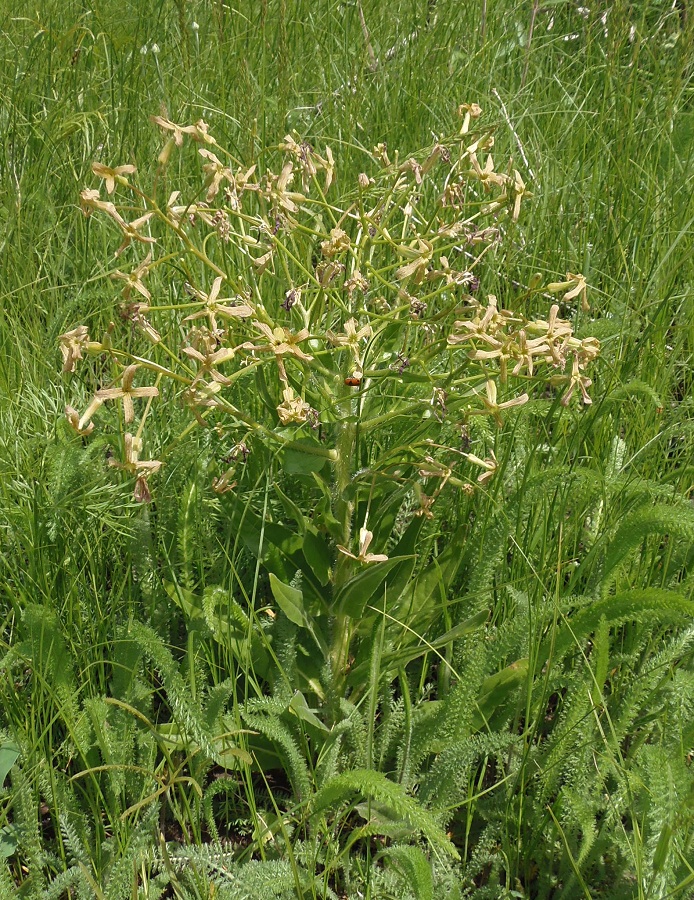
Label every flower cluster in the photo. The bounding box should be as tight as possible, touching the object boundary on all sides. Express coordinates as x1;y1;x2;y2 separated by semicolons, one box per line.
60;106;599;513
448;295;599;408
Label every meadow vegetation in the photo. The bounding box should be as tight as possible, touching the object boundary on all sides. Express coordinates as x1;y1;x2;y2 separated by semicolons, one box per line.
0;1;693;897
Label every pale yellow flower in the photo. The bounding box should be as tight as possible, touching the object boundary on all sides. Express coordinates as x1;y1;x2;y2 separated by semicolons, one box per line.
547;273;589;311
114;212;157;257
509;169;530;222
91;162;136;194
553;353;593;406
265;163;306;214
108;432;162;476
326;317;372;349
468;379;529;427
120;302;161;344
465;450;498;486
183;276;254;332
398;157;423;184
150;116;216;146
198;148;233;201
337;527;389;564
326;317;372;375
276;386;312;425
73;397;103;434
212;469;238;494
322;146;335;193
58;325;90;373
395;239;433;283
344;270;369;296
108;433;161;503
79;189;126;227
111;252;152;301
65;405;94;436
468;152;509;190
183;380;223;426
280;133;317;192
251;249;274;275
89;364;159;424
321;227;351;257
457;102;482;134
372;143;391;167
250;321;313;381
182;343;237;385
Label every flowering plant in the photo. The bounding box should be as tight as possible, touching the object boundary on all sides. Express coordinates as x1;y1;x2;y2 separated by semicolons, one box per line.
61;105;599;702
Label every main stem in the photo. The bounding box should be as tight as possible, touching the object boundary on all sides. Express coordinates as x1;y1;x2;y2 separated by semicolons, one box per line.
329;407;357;704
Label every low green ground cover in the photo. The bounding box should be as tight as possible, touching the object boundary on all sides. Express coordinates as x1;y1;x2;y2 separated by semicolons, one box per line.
0;1;693;897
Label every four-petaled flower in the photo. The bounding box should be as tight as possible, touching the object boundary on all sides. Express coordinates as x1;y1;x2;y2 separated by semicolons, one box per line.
465;450;498;486
65;404;94;436
198;148;234;201
326;317;372;349
81;364;159;425
108;432;162;503
395;239;433;283
265;163;306;214
553;353;593;406
468;152;508;190
114;211;157;257
112;252;153;301
58;325;91;373
182;343;237;385
91;162;136;194
468;379;529;427
108;432;162;477
547;272;589;312
183;276;254;332
80;188;125;225
326;317;372;377
276;386;313;425
337;527;389;564
250;321;313;382
150;116;216;146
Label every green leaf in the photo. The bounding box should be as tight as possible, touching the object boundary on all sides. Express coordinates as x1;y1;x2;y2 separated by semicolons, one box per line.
288;691;329;732
283;438;332;474
0;824;18;859
653;822;673;873
351;608;489;679
336;556;411;619
472;659;528;731
302;529;332;586
540;590;694;669
273;482;307;536
0;742;19;787
231;503;327;607
269;573;309;628
163;582;269;675
383;845;433;900
393;525;464;622
311;769;458;858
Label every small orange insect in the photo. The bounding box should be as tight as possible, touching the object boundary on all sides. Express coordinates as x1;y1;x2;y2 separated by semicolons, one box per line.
344;376;361;387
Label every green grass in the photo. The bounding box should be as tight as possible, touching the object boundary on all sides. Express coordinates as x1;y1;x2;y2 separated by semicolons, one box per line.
0;1;693;898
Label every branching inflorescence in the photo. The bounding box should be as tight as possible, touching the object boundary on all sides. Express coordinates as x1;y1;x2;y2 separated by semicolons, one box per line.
60;104;599;517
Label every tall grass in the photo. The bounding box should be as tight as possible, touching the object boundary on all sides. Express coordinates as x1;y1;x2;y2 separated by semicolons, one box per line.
0;1;693;897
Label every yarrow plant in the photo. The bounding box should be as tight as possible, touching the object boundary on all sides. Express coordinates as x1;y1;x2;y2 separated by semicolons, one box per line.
61;103;599;697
